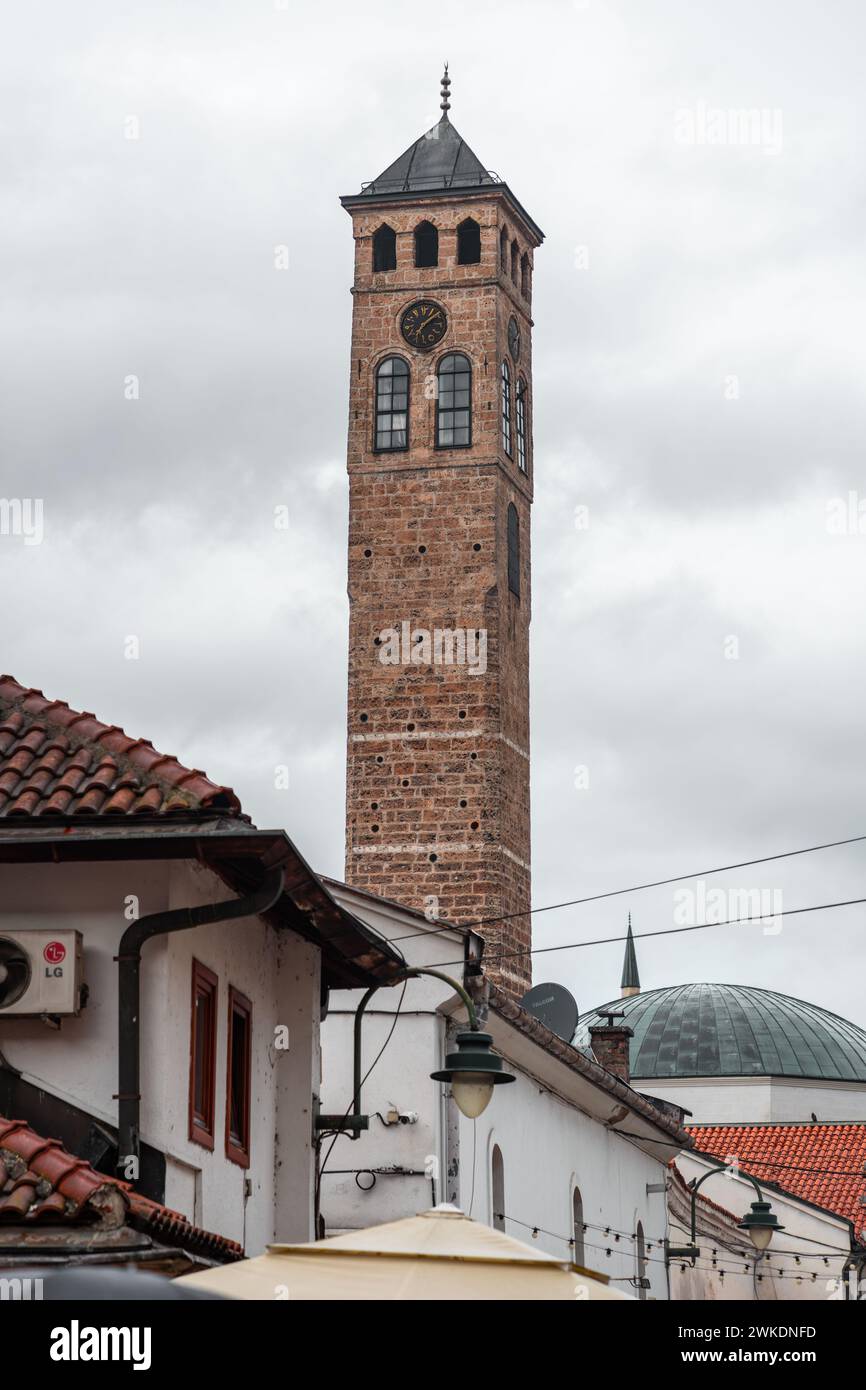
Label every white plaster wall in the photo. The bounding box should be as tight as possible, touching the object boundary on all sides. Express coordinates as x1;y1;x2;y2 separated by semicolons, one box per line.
322;886;671;1297
638;1074;866;1124
0;858;320;1253
673;1151;854;1302
458;1071;670;1299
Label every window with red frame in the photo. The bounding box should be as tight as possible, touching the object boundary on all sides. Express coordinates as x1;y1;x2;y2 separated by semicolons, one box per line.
189;960;217;1149
225;987;252;1167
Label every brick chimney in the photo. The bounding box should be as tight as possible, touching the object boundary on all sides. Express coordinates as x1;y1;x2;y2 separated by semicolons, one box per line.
589;1011;634;1084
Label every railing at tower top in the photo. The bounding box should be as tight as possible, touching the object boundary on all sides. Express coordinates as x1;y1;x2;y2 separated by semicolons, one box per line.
358;170;504;195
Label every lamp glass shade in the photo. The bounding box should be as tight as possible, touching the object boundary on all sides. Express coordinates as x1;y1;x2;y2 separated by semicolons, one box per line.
737;1200;783;1251
450;1072;495;1119
748;1224;774;1252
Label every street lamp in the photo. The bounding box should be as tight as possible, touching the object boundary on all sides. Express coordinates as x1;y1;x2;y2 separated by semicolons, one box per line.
431;1029;515;1118
315;967;514;1135
668;1169;784;1265
738;1198;784;1252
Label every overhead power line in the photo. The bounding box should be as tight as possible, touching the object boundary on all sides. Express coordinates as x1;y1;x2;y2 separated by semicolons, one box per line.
388;829;866;944
419;893;866;972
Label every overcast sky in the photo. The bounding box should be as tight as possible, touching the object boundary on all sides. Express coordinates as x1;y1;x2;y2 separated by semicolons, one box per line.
2;0;865;1027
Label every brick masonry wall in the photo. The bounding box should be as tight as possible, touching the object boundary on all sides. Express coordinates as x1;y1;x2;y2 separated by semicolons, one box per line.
343;188;539;996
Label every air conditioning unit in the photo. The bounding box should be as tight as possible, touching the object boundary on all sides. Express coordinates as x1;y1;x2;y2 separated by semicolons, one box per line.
0;930;84;1017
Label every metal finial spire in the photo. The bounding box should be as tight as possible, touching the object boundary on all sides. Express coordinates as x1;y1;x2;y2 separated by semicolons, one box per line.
440;63;451;117
621;915;641;997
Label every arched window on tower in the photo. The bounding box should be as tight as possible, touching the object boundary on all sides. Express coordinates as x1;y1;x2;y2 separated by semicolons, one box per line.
491;1144;506;1232
372;223;397;273
520;251;531;298
500;225;509;273
510;238;519;285
414;220;438;268
572;1188;585;1267
457;217;481;265
636;1221;648;1300
507;502;520;597
516;376;528;474
374;356;409;451
500;360;512;457
436;352;471;448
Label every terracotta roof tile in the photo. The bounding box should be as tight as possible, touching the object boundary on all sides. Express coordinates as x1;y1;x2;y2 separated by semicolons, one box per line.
0;1115;242;1261
0;675;242;821
688;1123;866;1236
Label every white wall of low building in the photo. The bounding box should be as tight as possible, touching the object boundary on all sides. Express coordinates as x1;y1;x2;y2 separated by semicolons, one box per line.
672;1151;855;1302
634;1074;866;1124
0;858;320;1252
455;1064;671;1298
323;884;676;1298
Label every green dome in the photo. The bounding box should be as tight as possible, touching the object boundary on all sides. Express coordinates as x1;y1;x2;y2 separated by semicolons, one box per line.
579;984;866;1082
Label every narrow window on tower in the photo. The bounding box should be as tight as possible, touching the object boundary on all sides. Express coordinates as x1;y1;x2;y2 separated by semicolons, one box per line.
374;356;409;451
414;220;438;268
372;223;397;273
520;252;531;298
457;217;481;265
225;987;252;1168
500;225;509;273
189;959;217;1150
436;353;472;448
507;502;520;597
516;376;528;474
500;360;513;457
510;238;519;285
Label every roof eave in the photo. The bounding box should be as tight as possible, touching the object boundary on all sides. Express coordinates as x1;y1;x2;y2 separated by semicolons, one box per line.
0;824;404;988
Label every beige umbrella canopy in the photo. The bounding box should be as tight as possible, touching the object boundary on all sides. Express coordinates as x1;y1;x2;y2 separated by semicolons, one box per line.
178;1205;631;1301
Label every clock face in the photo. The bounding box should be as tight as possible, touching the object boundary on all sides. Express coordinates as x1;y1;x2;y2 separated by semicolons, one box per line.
400;300;448;352
508;316;521;363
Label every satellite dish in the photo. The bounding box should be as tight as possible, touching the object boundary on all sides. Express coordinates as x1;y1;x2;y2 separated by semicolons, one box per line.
519;982;579;1043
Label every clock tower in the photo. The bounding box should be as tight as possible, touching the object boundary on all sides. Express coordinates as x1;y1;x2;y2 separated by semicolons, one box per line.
340;70;543;995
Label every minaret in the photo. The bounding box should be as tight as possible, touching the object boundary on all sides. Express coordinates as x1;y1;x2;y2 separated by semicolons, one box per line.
621;915;640;998
340;71;544;995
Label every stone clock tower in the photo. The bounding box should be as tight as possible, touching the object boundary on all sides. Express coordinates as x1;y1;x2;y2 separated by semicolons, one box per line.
340;70;543;995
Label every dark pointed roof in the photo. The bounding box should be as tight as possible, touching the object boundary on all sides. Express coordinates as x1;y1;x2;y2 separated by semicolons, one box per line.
341;69;545;245
361;114;497;197
621;914;640;990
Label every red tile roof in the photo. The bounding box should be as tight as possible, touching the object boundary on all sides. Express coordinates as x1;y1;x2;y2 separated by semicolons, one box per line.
688;1123;866;1236
0;1115;242;1262
0;675;242;819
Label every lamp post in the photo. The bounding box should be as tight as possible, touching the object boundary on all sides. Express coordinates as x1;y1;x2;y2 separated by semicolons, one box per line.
668;1167;784;1264
315;967;515;1136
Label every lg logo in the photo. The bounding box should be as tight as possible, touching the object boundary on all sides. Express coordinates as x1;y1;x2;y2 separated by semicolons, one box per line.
44;941;66;977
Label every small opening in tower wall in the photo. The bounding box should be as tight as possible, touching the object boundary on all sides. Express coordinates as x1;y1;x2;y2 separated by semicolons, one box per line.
457;217;481;265
429;853;438;863
473;542;482;551
364;548;372;557
373;223;397;272
359;713;368;722
414;220;438;268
